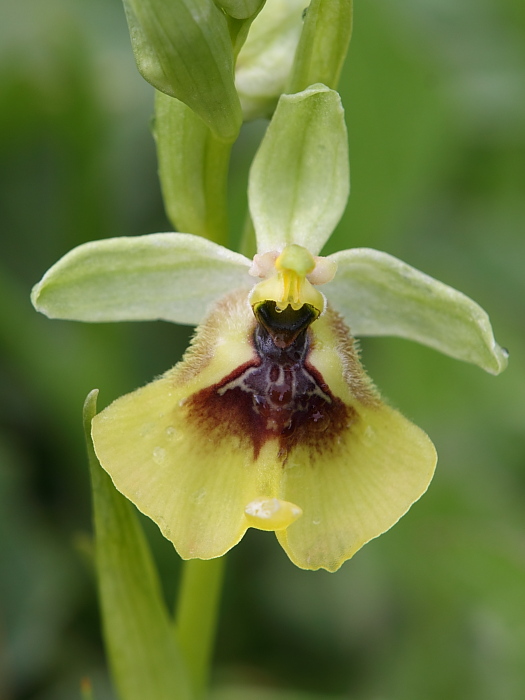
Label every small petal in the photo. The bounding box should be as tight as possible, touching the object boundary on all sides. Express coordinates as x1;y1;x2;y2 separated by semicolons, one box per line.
308;256;337;285
249;251;279;278
325;248;508;375
31;233;252;326
249;84;349;255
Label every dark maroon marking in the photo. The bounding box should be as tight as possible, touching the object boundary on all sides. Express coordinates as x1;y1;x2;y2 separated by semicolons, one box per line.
186;303;356;463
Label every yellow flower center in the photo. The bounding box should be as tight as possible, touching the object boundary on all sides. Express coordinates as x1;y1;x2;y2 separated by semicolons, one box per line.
274;245;315;311
249;244;326;314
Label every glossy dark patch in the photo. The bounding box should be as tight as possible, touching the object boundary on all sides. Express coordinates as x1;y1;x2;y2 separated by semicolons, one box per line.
254;300;319;348
186;304;356;463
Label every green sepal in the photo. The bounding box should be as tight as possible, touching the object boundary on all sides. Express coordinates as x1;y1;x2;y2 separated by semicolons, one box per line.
287;0;353;93
154;92;231;246
249;84;349;255
325;248;508;374
235;0;305;120
31;233;252;326
83;390;191;700
122;0;242;141
217;0;265;20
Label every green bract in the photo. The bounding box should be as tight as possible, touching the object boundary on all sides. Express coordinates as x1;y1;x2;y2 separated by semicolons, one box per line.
123;0;242;141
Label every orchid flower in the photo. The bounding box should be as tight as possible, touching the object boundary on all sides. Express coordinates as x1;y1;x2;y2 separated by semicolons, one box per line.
31;85;507;571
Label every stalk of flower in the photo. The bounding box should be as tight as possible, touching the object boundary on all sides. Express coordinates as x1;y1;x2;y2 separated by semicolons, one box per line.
31;85;507;572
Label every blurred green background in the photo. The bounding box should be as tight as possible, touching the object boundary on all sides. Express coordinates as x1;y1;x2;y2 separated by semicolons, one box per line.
1;0;524;698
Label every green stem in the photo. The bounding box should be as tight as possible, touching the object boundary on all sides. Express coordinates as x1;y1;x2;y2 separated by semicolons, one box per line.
203;136;232;248
175;557;226;699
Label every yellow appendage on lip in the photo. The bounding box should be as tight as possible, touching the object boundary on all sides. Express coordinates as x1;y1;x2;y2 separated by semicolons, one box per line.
245;498;303;531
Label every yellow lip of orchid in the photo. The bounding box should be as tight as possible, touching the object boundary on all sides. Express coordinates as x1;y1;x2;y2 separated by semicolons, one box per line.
90;287;437;571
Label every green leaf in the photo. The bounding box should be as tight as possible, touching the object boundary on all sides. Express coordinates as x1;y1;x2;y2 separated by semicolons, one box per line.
31;233;252;326
83;390;191;700
153;92;231;247
235;0;305;120
325;248;508;374
122;0;242;141
288;0;353;93
217;0;265;20
249;84;349;255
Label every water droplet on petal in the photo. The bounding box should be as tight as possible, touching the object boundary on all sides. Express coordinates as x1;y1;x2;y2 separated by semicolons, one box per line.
362;425;376;447
192;487;207;504
152;446;167;464
139;421;155;437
